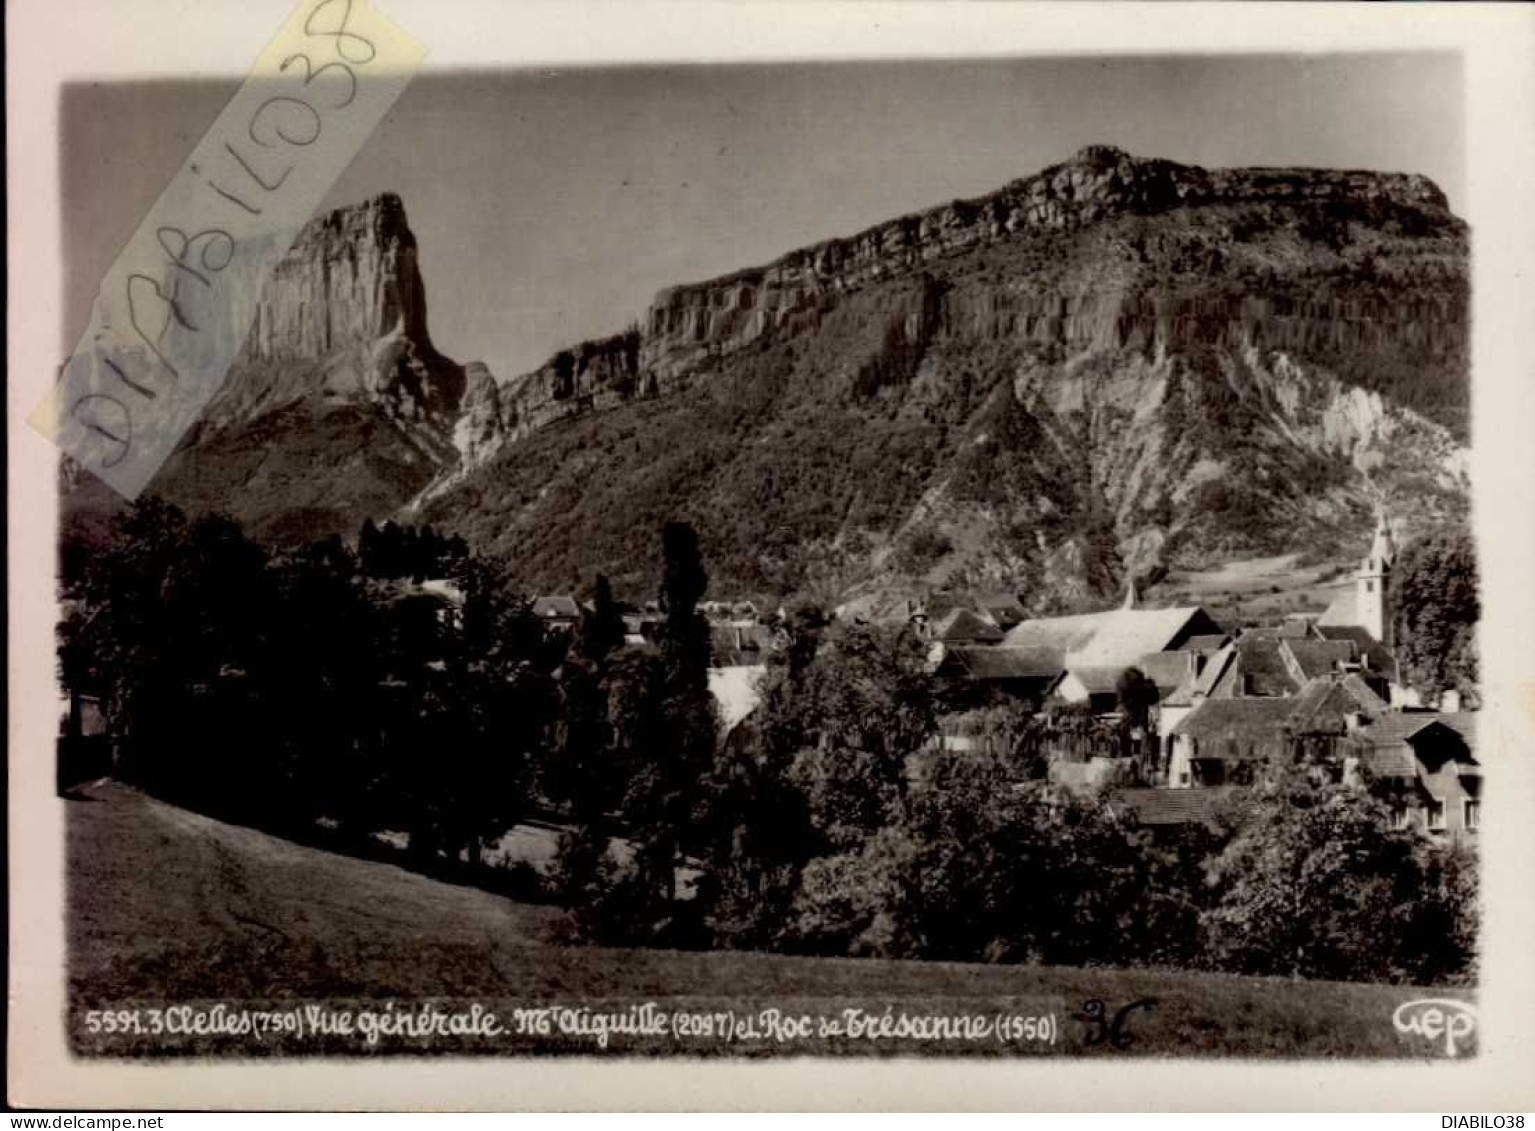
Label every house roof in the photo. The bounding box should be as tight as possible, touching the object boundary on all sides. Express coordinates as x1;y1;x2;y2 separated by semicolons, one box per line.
1356;711;1477;750
1340;674;1391;714
1160;639;1238;707
1001;612;1104;653
1354;712;1439;747
1433;712;1478;746
711;623;779;666
931;607;1005;644
532;595;581;619
1284;673;1389;734
1169;697;1296;746
1358;745;1417;777
1204;629;1302;698
1001;605;1217;671
1354;710;1477;777
1313;624;1396;673
1137;651;1195;696
1282;639;1357;680
417;578;466;605
1108;786;1245;827
942;645;1064;681
708;665;765;733
1069;607;1217;668
974;594;1027;626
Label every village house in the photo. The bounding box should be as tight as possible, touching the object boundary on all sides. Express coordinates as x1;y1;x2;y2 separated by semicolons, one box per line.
531;594;582;633
973;593;1027;630
906;590;1030;643
620;611;662;647
1159;664;1393;788
1163;698;1296;787
700;600;762;623
1105;786;1247;835
1351;711;1479;841
1012;600;1227;717
710;622;784;667
415;578;466;631
935;645;1063;710
927;607;1006;647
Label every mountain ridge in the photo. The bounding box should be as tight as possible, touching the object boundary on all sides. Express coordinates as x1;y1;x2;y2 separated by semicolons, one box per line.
78;145;1467;611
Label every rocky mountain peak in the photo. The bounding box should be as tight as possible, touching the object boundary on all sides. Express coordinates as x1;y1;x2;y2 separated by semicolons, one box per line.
146;194;467;543
192;192;465;435
246;191;437;364
1070;143;1132;165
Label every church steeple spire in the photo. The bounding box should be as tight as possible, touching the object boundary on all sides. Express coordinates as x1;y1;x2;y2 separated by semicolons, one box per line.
1366;507;1397;574
1356;504;1394;647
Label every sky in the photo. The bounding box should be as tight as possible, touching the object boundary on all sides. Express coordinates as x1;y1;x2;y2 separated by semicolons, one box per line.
62;53;1463;380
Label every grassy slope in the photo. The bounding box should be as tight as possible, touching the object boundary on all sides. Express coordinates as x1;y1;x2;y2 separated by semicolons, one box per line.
68;782;1469;1059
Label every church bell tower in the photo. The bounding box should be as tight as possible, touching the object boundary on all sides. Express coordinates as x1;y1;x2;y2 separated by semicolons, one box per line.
1356;509;1396;647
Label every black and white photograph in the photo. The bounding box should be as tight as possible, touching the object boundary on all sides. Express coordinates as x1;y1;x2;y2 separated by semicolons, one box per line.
9;0;1535;1112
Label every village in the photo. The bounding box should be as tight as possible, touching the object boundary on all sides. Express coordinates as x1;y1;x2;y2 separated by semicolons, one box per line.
507;509;1479;845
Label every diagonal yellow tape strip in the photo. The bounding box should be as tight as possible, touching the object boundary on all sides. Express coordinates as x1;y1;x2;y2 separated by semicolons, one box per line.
31;0;424;499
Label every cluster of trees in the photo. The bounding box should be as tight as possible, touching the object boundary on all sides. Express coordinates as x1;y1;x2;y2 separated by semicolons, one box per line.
59;501;554;868
1392;527;1479;702
544;523;721;942
357;519;468;582
57;501;728;925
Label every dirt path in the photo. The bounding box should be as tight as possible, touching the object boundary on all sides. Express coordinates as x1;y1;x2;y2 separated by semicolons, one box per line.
67;781;562;1003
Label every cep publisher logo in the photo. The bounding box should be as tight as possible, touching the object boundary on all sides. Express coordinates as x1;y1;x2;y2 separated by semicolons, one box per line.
1392;997;1478;1057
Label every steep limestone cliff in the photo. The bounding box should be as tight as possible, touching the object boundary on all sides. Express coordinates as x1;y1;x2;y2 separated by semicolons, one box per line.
200;193;465;431
642;146;1450;367
148;194;471;543
457;146;1466;477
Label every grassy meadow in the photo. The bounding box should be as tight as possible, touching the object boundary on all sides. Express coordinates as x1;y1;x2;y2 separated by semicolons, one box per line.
67;782;1471;1059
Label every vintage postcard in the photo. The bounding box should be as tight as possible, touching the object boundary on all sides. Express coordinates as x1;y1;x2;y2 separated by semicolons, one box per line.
8;0;1535;1112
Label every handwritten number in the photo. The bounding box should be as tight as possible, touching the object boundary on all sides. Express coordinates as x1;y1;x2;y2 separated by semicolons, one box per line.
280;53;357;110
103;354;157;400
304;0;377;65
1073;998;1157;1050
156;226;235;286
125;274;186;379
71;394;132;468
249;97;323;148
224;143;292;192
